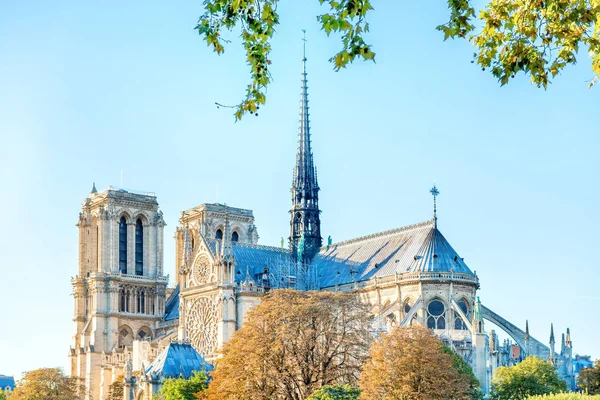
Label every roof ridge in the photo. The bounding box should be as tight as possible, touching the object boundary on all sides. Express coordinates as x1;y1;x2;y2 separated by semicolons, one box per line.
232;241;291;253
323;219;435;249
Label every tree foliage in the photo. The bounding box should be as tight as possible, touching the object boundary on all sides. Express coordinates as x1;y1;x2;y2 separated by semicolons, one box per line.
9;368;87;400
107;375;124;400
157;371;209;400
358;325;478;400
205;289;372;400
0;391;7;400
306;384;360;400
528;394;600;399
490;356;567;400
196;0;600;120
442;345;484;400
578;360;600;395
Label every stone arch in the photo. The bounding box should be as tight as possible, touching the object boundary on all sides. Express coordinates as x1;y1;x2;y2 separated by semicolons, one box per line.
118;325;134;348
118;210;133;223
227;296;236;319
426;297;447;330
137;326;152;341
132;211;150;226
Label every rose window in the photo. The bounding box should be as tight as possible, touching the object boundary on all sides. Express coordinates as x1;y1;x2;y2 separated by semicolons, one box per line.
187;297;218;356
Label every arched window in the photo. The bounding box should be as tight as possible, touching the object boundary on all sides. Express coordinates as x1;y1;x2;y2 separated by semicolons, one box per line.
427;299;446;330
138;327;152;340
215;229;223;240
119;217;127;273
135;219;143;276
232;231;239;242
403;299;412;315
454;299;470;330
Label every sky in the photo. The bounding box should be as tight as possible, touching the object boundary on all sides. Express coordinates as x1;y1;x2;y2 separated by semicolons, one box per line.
0;1;598;379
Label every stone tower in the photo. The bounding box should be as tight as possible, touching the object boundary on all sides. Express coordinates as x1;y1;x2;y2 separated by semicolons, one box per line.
289;42;322;263
70;185;168;400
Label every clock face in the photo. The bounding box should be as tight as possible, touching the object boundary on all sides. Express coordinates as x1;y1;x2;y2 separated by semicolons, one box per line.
192;255;211;285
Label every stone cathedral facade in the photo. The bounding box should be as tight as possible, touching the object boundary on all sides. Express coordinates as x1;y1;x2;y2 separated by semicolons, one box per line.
70;55;577;400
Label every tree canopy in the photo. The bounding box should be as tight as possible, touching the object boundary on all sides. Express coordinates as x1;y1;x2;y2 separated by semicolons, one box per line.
205;289;372;400
196;0;600;120
306;384;360;400
358;325;479;400
578;360;600;395
157;371;209;400
9;368;87;400
490;356;567;400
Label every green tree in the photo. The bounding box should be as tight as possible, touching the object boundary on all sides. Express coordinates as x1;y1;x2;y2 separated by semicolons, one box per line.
158;371;209;400
196;0;600;120
9;368;87;400
0;390;7;400
443;345;484;400
579;360;600;395
490;356;566;400
306;384;360;400
528;394;600;399
358;326;478;400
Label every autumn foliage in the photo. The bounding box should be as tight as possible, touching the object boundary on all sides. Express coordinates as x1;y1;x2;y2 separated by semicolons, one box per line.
358;325;478;400
205;289;372;400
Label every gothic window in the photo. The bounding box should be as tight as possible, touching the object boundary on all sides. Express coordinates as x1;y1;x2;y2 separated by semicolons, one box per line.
403;299;412;315
137;327;152;340
137;290;145;313
454;299;470;330
118;325;133;348
427;299;446;330
119;217;127;273
215;229;223;240
135;219;143;276
232;231;239;242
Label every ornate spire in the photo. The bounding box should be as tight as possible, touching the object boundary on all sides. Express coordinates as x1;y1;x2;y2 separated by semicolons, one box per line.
525;320;530;339
550;323;555;344
430;184;439;228
181;225;192;268
221;210;234;264
90;182;98;194
566;327;572;348
290;30;322;263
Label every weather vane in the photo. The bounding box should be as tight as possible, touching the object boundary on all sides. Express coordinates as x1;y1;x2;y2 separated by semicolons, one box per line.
430;184;439;227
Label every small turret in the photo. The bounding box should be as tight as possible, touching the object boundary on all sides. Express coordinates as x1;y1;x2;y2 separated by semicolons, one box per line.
90;182;98;195
565;328;572;348
473;297;484;333
549;323;556;364
525;320;530;340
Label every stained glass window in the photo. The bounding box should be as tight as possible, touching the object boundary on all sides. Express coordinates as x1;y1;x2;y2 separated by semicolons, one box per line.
135;219;143;276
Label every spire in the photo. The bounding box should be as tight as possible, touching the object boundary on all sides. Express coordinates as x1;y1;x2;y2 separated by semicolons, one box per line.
473;296;484;333
525;320;530;339
430;184;439;228
221;210;234;263
561;333;566;352
90;182;98;194
293;29;317;194
550;323;555;344
289;30;322;263
566;327;572;348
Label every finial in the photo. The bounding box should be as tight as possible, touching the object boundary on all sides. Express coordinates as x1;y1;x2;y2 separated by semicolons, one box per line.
525;320;530;337
550;323;555;343
430;184;439;228
91;182;98;194
302;29;307;61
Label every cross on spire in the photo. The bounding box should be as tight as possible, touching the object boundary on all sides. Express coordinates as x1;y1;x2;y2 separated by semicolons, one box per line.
430;184;439;228
302;29;307;61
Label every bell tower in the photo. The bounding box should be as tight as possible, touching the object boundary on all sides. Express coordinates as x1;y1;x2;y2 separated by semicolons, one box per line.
289;32;322;263
70;185;168;400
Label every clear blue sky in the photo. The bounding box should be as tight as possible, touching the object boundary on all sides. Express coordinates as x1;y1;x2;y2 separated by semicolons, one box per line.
0;1;598;379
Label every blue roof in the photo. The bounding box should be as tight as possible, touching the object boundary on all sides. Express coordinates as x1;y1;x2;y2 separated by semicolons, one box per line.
164;284;180;321
145;342;213;379
0;375;15;391
313;220;474;288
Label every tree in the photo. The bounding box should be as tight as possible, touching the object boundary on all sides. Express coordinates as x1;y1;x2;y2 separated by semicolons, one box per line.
0;391;7;400
196;0;600;120
205;289;372;400
578;360;600;395
306;384;360;400
490;356;567;400
9;368;87;400
528;394;600;399
442;345;484;400
358;325;477;400
158;371;209;400
107;375;124;400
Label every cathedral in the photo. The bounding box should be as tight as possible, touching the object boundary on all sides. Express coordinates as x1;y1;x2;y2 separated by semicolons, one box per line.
69;51;576;400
